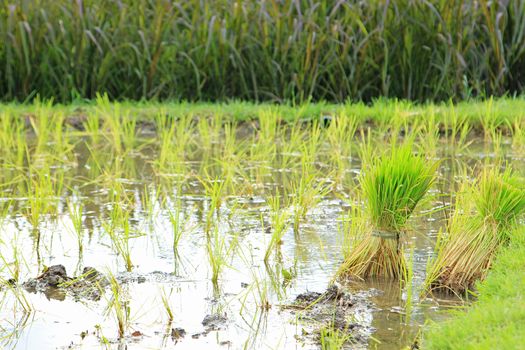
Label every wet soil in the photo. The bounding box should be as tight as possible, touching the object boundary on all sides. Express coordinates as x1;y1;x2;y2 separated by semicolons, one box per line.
23;265;108;301
286;284;376;348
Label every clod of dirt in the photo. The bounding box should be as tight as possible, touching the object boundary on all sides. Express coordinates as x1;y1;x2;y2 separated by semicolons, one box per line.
23;265;108;301
287;284;375;349
65;115;88;131
171;327;186;340
202;313;227;332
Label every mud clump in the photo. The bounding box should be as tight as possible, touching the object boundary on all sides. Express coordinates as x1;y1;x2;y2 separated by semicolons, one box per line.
288;284;375;349
202;313;227;331
23;265;108;301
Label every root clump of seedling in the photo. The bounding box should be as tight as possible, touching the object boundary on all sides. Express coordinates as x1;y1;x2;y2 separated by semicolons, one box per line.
338;144;437;279
425;168;525;294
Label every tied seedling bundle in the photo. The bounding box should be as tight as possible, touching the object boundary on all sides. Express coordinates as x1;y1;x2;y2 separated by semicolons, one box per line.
425;168;525;294
338;144;438;279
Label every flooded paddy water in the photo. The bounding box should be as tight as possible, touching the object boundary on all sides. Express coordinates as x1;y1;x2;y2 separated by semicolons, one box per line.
0;110;522;349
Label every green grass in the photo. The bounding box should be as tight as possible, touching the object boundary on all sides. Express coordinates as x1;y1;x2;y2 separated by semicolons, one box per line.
2;97;525;134
2;1;525;102
423;228;525;350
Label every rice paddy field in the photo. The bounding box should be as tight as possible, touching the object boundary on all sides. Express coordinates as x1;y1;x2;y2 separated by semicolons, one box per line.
0;99;524;349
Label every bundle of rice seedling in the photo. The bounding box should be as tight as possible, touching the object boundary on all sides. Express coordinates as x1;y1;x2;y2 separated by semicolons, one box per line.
425;168;525;294
338;144;438;279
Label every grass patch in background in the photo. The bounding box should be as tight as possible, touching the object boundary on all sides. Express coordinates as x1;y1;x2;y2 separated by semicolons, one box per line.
2;97;525;134
423;228;525;350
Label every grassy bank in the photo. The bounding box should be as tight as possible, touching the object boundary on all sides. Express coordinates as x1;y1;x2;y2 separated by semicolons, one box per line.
2;1;525;102
3;97;525;135
423;228;525;349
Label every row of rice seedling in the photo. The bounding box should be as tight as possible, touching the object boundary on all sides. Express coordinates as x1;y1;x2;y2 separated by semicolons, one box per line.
0;103;523;346
3;1;525;102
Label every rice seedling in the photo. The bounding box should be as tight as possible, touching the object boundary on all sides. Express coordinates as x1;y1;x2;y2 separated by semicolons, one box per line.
103;273;130;339
160;287;174;323
201;177;226;234
83;113;102;145
66;194;84;255
425;168;525;294
511;120;525;151
168;205;185;260
442;103;472;155
338;143;438;279
0;111;26;168
103;200;140;272
325;113;357;183
197;113;222;153
319;322;353;350
251;109;280;163
279;121;307;170
206;224;238;287
478;97;505;141
264;191;290;263
155;112;177;174
290;162;330;234
416;109;440;158
0;278;33;314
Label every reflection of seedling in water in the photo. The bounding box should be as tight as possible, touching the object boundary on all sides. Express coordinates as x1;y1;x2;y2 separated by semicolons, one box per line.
338;143;437;279
425;168;525;294
403;244;415;324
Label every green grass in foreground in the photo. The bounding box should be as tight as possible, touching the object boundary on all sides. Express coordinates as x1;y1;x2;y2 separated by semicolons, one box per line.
423;228;525;350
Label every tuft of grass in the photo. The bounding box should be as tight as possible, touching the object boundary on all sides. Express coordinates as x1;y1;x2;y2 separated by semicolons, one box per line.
338;143;437;279
319;322;353;350
425;167;525;294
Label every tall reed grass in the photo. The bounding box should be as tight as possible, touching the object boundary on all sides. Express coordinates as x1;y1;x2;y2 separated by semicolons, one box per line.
2;1;525;102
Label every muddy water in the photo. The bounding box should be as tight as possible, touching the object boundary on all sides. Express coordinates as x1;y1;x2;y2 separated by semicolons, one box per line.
0;126;521;350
